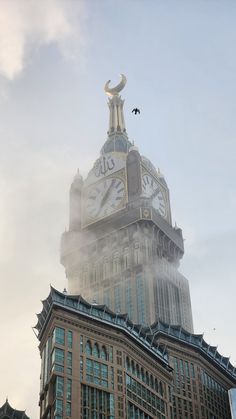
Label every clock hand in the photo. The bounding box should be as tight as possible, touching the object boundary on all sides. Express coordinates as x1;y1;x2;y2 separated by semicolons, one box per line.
100;179;116;208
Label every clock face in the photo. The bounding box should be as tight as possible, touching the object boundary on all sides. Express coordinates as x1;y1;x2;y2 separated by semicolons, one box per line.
85;177;126;221
142;174;167;218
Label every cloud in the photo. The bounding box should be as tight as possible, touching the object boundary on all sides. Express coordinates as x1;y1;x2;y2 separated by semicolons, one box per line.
0;0;85;80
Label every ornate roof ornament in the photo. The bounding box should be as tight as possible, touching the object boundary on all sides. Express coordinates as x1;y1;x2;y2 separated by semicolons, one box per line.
103;74;129;151
0;399;30;419
104;74;127;97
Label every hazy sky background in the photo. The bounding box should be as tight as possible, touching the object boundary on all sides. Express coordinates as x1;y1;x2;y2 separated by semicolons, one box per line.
0;0;236;417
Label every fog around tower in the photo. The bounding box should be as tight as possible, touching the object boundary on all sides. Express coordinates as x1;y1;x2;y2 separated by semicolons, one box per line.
0;1;236;417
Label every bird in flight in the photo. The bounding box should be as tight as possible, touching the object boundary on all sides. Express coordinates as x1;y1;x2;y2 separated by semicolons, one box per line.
132;108;140;115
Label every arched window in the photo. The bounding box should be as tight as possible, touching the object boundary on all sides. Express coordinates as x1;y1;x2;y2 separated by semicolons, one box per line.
126;357;130;371
85;340;92;356
141;368;145;382
136;364;140;379
146;372;149;386
150;375;154;389
93;343;99;358
100;346;107;361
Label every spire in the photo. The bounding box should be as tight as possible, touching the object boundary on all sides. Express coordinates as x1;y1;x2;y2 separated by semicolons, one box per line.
104;74;128;138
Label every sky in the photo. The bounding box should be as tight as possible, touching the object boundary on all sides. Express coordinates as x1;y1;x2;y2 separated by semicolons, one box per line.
0;0;236;417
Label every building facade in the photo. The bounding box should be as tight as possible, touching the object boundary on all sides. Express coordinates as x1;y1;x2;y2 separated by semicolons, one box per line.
36;287;173;419
151;321;236;419
36;288;236;419
60;75;193;333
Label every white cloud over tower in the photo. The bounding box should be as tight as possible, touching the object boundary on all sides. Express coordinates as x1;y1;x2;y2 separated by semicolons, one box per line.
0;0;85;80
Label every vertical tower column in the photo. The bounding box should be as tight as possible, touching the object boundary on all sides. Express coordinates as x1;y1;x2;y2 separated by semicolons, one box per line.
107;95;126;135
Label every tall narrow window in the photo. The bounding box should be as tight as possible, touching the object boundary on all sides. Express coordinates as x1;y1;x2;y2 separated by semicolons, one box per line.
55;376;64;397
67;352;72;375
114;285;121;312
67;331;73;349
136;273;146;324
85;340;92;356
100;346;107;361
66;378;72;401
134;242;141;265
53;327;65;346
125;280;133;319
124;248;130;269
93;343;99;358
113;252;120;274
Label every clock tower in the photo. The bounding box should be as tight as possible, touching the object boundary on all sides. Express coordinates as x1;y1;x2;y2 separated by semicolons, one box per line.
61;75;193;333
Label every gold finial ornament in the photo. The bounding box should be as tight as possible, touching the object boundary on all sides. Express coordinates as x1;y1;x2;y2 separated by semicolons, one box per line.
104;74;127;97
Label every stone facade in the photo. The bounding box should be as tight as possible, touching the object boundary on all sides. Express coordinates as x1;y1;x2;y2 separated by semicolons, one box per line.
151;322;236;419
36;288;236;419
36;288;173;419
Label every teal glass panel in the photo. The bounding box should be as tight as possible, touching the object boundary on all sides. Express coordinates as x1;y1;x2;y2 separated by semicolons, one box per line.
53;327;65;346
67;330;73;348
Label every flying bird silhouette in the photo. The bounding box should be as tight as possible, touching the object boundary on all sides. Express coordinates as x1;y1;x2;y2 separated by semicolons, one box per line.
132;108;140;115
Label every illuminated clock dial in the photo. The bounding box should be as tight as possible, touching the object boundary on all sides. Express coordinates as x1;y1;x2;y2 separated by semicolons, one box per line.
142;174;167;218
85;177;125;220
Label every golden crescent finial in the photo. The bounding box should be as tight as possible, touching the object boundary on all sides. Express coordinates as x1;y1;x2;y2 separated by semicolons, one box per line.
104;74;127;97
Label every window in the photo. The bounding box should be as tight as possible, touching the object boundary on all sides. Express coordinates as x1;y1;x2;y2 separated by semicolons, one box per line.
93;343;99;358
52;347;64;372
55;399;63;418
114;285;121;312
80;356;83;380
125;280;133;319
86;359;108;388
67;352;72;375
124;248;130;269
134;242;141;265
53;327;65;346
55;376;64;397
66;378;72;401
113;252;120;274
66;402;71;417
67;331;73;349
100;346;107;361
80;335;83;353
136;273;146;324
85;340;92;356
81;385;115;419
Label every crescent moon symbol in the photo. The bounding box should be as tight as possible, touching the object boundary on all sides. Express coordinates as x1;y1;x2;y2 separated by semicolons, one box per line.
104;74;127;96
